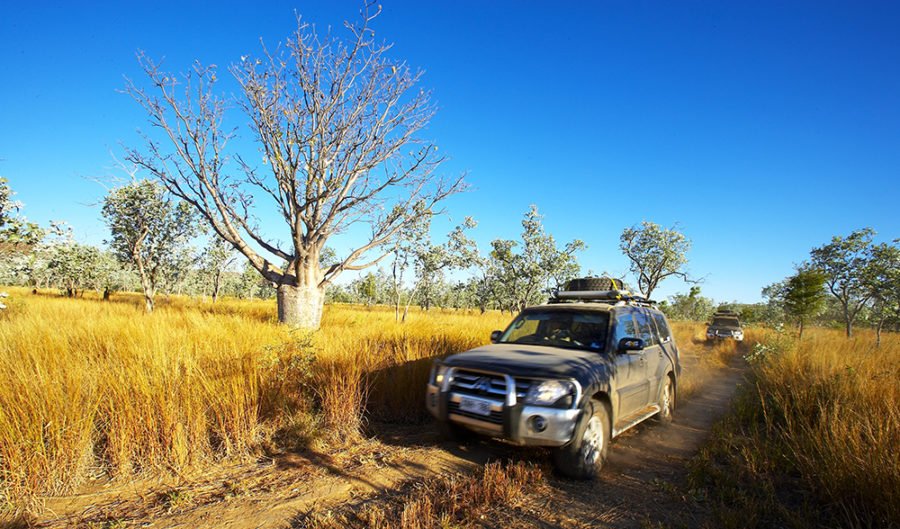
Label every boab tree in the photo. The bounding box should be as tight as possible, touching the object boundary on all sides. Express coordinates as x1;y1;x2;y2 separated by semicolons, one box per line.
124;6;462;328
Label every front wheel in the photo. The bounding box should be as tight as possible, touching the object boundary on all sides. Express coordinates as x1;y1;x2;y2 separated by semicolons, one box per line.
552;400;610;480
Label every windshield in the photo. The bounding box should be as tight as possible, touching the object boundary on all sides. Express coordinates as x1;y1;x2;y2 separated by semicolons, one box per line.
499;310;610;351
712;317;740;327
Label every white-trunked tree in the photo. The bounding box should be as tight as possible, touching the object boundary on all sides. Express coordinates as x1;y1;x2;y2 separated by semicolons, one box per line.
124;5;463;328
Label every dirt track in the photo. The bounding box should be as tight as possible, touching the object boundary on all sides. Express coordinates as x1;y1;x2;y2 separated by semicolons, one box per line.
35;357;747;529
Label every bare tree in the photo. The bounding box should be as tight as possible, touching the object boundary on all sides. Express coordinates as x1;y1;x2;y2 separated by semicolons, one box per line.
124;5;463;328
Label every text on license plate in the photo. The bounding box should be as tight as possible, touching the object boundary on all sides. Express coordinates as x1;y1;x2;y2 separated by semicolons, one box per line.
459;397;492;416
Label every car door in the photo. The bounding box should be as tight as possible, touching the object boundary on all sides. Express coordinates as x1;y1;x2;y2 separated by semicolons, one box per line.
652;311;678;371
634;308;662;405
611;308;650;417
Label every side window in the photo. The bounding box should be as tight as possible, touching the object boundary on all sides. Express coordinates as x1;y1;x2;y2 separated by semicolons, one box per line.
652;312;672;343
634;309;658;346
612;311;638;345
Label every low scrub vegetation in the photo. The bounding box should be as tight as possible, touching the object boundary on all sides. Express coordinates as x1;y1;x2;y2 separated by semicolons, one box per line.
690;327;899;528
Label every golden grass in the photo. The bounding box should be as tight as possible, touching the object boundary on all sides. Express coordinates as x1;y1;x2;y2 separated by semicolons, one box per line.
0;287;738;511
0;288;506;505
690;326;900;528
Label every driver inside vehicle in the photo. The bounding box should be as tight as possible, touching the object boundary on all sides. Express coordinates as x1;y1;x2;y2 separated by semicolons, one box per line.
543;318;570;341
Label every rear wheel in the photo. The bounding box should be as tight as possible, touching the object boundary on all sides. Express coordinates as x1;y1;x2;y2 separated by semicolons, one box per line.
552;400;610;479
655;376;674;424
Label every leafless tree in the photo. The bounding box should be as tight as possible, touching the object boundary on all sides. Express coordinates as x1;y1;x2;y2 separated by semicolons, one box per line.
124;4;463;327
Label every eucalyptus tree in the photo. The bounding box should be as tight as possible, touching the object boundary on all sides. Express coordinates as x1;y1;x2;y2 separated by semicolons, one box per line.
488;206;585;312
810;228;875;337
619;221;693;299
782;268;828;339
45;243;104;298
124;6;463;328
199;236;239;302
0;177;42;257
102;180;198;312
865;240;900;345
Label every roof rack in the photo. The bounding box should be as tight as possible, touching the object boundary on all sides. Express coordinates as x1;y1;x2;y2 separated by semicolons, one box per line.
548;289;658;308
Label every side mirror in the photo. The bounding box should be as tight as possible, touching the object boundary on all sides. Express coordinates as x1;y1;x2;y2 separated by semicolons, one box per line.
490;330;503;343
617;337;645;353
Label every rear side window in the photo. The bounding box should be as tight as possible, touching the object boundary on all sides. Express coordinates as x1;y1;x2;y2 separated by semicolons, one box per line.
633;310;658;346
652;312;672;343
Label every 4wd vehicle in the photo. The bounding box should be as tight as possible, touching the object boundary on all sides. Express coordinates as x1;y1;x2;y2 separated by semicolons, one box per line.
706;313;744;341
425;278;681;479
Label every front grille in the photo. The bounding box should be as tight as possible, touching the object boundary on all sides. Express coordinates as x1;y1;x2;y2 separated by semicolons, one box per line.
447;401;504;424
450;369;534;400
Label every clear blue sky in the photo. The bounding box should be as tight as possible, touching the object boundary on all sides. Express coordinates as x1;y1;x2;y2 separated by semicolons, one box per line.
2;1;899;302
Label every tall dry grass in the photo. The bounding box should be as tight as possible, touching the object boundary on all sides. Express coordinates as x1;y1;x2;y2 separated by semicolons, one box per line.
0;287;507;506
691;326;900;528
0;288;741;510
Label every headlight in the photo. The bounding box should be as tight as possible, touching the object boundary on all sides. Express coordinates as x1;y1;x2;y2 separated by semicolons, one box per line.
525;380;575;406
433;364;449;386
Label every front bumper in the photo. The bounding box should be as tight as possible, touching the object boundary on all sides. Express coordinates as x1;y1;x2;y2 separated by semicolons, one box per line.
707;333;744;341
426;381;581;447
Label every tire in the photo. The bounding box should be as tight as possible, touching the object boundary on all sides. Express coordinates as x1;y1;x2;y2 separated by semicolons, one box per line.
436;419;473;442
655;375;675;424
565;277;620;292
552;400;610;480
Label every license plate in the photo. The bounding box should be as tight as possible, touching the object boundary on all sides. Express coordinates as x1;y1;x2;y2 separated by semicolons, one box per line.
459;397;492;416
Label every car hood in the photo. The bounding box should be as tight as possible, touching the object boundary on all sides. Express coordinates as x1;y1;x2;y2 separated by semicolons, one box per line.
441;343;607;385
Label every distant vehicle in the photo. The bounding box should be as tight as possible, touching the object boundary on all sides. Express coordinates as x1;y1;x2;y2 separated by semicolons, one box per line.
706;313;744;341
426;277;681;479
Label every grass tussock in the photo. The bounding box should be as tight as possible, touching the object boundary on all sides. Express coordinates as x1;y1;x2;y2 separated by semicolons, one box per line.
690;326;900;528
298;460;545;529
0;288;507;505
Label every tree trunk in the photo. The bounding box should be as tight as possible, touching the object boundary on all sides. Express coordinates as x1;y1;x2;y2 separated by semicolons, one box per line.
277;283;324;329
103;287;111;301
212;275;221;303
845;317;852;338
144;293;154;313
876;317;885;347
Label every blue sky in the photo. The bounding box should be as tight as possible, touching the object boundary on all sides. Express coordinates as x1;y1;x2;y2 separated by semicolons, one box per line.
2;1;899;302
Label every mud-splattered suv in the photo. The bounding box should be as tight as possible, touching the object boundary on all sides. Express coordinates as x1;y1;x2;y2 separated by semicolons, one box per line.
706;312;744;341
425;279;681;479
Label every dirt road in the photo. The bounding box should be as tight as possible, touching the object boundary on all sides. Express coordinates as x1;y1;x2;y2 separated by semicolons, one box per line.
35;358;746;529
